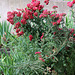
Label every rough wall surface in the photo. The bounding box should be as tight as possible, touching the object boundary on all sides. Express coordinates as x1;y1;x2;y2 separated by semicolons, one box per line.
0;0;70;21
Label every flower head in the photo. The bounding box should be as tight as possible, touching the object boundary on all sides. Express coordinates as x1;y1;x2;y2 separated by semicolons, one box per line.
44;0;49;5
17;11;21;17
72;0;75;4
73;34;75;37
52;6;58;9
35;52;41;54
19;30;24;35
67;2;73;7
16;28;20;33
16;22;21;28
29;35;33;41
21;19;27;24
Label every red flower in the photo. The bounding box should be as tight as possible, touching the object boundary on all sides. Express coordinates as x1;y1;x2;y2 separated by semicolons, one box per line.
23;12;29;20
39;5;44;10
73;34;75;37
39;57;45;62
35;52;41;54
44;0;49;5
7;11;15;24
33;7;38;11
17;33;20;37
30;15;34;19
40;33;44;39
27;3;31;8
32;0;36;2
16;22;21;28
19;30;24;35
52;22;57;26
21;19;27;24
16;28;20;33
17;11;21;17
39;9;49;18
50;14;55;18
72;0;75;4
60;13;66;16
7;11;15;18
53;32;56;35
29;35;33;41
34;12;38;17
55;14;59;18
52;6;58;9
40;35;43;39
67;2;73;7
9;19;14;24
32;0;40;7
57;19;62;24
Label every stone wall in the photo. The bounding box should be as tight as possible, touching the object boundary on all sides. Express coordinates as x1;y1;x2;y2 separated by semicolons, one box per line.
0;0;70;21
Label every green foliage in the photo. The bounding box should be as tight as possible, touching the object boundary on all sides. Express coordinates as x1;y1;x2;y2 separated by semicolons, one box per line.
0;0;75;75
0;21;12;37
65;12;74;28
0;21;12;45
0;34;1;45
0;35;45;75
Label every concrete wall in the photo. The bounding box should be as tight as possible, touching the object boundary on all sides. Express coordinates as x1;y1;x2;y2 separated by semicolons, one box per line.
0;0;70;21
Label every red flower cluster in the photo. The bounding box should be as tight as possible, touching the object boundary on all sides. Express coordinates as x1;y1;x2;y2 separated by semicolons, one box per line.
21;19;27;25
17;11;21;17
52;6;58;9
14;22;21;28
7;11;17;24
7;0;45;37
73;34;75;36
51;14;62;26
39;9;50;18
44;0;49;5
17;30;24;37
23;8;33;20
35;51;45;62
29;35;33;41
67;0;75;7
73;0;75;4
34;12;38;17
7;11;25;36
27;0;44;11
50;6;66;26
67;2;73;7
16;28;20;33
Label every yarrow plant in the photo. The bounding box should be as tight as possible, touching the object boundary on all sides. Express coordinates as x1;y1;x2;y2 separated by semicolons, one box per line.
6;0;75;74
7;0;66;41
